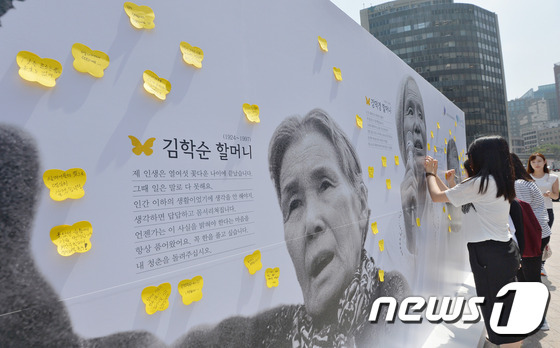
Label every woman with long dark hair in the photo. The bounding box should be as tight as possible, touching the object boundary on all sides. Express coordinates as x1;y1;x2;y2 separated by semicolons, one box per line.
424;136;523;347
527;152;558;276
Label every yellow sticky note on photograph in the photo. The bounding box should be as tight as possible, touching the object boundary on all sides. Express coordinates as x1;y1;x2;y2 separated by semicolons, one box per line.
437;122;440;129
381;156;387;167
243;103;260;123
455;121;457;127
371;222;378;235
430;131;434;139
356;115;363;128
71;43;109;78
434;146;437;153
444;147;447;154
16;51;62;87
143;70;171;100
448;225;452;232
449;129;452;136
427;143;431;150
244;250;262;275
386;179;391;189
368;166;374;178
50;221;92;257
124;2;155;29
318;36;328;52
395;156;399;166
333;67;342;81
265;267;280;288
378;239;384;252
444;138;448;145
416;218;421;227
454;136;456;142
141;283;171;315
43;168;86;201
448;214;452;221
180;42;204;68
443;206;446;213
379;270;385;282
178;276;204;306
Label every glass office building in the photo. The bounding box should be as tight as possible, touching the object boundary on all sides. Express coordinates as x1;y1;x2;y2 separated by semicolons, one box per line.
361;0;509;145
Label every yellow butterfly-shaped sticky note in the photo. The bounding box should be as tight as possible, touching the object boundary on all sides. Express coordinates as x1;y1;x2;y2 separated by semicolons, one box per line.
416;218;421;227
448;214;452;221
455;121;457;127
449;129;452;136
434;146;438;153
71;43;109;78
448;225;452;232
379;270;385;282
444;147;447;154
460;164;464;169
141;283;171;315
395;156;399;166
50;221;93;256
371;222;379;235
444;138;448;145
43;168;86;201
386;179;391;190
178;276;204;306
317;36;328;52
368;166;374;178
265;267;280;288
430;131;434;139
356;115;363;128
427;143;431;150
365;96;371;105
243;103;260;123
381;156;387;167
454;136;456;142
244;250;262;275
128;135;155;156
180;42;204;68
437;122;440;129
443;206;446;213
333;67;342;81
378;239;384;252
16;51;62;87
143;70;171;100
124;2;155;29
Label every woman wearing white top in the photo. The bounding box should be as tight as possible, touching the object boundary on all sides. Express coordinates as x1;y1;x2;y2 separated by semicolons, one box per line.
424;136;523;347
527;152;558;275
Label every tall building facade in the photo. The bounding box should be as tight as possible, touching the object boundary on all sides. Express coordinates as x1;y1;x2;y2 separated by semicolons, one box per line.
508;84;559;138
555;62;560;119
360;0;509;145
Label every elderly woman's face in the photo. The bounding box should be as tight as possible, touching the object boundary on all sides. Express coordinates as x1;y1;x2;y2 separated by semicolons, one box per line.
402;81;427;166
279;132;366;318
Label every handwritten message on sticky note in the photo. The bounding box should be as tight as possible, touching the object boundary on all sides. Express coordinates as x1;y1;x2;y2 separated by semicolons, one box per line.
180;42;204;68
124;2;155;29
178;276;203;305
141;283;171;315
50;221;92;256
16;51;62;87
243;103;260;123
265;267;280;288
244;250;262;275
128;135;155;156
71;43;109;78
368;166;374;178
381;156;388;167
379;270;385;282
416;218;421;227
143;70;171;100
395;156;399;166
386;179;391;190
333;67;342;81
318;36;328;52
378;239;384;252
43;168;86;201
356;115;363;128
371;222;379;235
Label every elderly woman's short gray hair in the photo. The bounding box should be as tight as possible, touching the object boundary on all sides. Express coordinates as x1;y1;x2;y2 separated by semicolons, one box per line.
268;108;364;203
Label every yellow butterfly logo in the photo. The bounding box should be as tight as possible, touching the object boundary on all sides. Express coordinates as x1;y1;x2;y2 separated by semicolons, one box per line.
128;135;156;156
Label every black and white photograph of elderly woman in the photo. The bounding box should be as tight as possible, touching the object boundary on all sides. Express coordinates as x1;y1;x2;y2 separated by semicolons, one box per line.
181;109;410;347
395;76;428;255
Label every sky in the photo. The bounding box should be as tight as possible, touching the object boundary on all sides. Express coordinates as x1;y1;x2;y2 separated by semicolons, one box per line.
330;0;560;100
